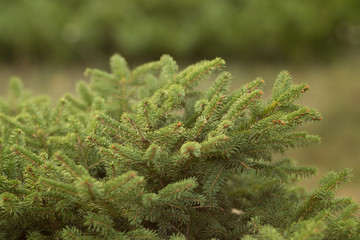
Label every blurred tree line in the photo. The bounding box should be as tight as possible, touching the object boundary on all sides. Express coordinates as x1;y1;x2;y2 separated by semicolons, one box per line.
0;0;359;64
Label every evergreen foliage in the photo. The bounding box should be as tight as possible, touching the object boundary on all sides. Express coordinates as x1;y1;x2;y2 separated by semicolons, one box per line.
0;54;359;239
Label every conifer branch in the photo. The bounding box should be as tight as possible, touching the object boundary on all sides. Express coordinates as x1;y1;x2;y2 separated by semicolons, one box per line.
39;177;79;196
1;55;357;239
145;145;157;164
179;58;225;89
54;152;85;178
205;72;232;101
199;135;231;158
194;95;224;139
54;99;65;126
96;114;129;139
238;160;249;169
96;113;142;147
142;100;152;129
106;178;144;201
111;144;143;163
87;136;115;169
221;90;263;124
124;114;148;144
209;164;225;195
104;171;138;195
297;169;353;222
130;60;162;81
0;113;33;134
11;144;43;167
75;132;88;169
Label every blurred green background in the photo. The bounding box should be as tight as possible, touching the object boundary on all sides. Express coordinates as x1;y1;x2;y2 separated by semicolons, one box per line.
0;0;359;200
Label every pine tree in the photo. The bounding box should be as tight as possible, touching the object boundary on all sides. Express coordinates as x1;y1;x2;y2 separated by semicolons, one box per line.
0;54;359;239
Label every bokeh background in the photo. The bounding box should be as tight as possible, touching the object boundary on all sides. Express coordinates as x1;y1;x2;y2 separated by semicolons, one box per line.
0;0;359;200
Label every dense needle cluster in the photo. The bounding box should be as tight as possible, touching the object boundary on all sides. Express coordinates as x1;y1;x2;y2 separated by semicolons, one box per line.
0;55;359;239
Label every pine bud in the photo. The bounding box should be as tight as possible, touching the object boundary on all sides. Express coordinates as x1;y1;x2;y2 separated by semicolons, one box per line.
181;142;201;157
302;86;310;93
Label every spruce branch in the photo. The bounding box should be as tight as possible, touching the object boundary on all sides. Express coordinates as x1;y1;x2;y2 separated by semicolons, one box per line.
39;177;78;196
296;169;353;222
178;57;225;90
110;54;131;80
130;59;162;82
0;54;357;239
